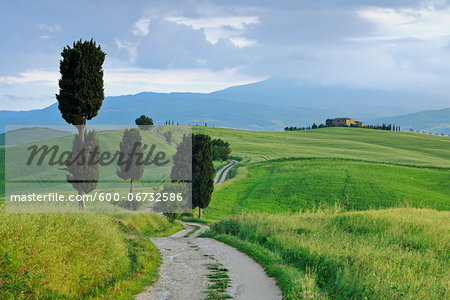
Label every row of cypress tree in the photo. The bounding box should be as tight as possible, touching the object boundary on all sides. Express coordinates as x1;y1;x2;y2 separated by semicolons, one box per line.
56;39;214;217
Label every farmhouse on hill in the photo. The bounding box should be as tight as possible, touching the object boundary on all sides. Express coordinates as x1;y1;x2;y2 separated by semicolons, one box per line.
332;118;366;127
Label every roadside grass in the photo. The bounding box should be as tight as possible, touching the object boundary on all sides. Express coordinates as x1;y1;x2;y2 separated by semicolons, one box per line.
201;158;450;221
0;205;182;298
180;217;210;225
204;207;449;299
112;213;183;237
87;214;182;299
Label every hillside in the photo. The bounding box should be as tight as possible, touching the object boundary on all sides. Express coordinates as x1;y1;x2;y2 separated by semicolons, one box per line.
369;107;450;135
1;127;178;213
191;127;450;220
194;126;450;167
0;127;72;146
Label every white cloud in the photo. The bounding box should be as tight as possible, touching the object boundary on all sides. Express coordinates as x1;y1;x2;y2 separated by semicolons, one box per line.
166;15;259;46
114;38;139;63
167;16;259;31
38;24;61;33
0;70;58;85
132;18;151;36
0;67;265;109
353;5;450;45
103;67;265;95
229;37;258;47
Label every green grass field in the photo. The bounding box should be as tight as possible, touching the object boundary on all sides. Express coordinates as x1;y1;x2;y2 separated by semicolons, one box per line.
205;208;449;299
194;126;450;167
190;127;450;221
203;158;450;220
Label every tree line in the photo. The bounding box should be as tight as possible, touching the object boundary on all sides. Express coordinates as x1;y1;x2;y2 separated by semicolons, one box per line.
365;124;400;131
284;119;401;132
56;39;228;218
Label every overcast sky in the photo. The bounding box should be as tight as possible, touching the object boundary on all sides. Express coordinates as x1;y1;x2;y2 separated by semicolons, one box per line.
1;0;450;110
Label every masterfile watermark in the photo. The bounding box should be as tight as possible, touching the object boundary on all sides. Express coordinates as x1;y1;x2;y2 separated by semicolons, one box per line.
5;125;192;213
9;192;186;203
26;143;170;171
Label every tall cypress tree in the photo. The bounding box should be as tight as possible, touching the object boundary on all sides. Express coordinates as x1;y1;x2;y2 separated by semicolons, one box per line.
116;129;144;210
65;130;100;210
170;134;192;182
192;134;214;218
56;39;105;143
56;39;105;210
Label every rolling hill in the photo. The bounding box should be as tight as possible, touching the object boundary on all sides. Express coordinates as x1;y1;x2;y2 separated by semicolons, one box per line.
191;127;450;220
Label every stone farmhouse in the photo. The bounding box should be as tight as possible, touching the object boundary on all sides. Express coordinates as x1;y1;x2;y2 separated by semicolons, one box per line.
332;118;366;127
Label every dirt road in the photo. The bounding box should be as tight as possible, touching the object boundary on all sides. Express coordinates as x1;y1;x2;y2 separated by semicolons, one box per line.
135;223;282;300
151;126;178;148
214;160;238;185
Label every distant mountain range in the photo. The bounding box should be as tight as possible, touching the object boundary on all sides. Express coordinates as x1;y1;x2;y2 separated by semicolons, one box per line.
211;79;449;118
0;79;448;133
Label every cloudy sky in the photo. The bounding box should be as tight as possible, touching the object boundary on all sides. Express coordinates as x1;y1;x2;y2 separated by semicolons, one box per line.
1;0;450;110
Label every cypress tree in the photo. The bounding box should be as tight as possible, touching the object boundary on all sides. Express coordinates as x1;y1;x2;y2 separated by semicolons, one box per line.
56;39;105;209
56;39;105;144
116;129;144;210
64;130;100;210
170;134;192;182
192;134;214;218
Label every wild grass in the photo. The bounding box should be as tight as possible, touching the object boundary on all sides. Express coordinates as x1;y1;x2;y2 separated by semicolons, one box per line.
113;213;183;237
0;208;182;298
0;213;128;297
205;207;449;299
87;214;182;299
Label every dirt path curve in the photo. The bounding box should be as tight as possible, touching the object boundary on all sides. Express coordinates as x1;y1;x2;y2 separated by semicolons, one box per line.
151;126;178;148
214;160;238;185
135;223;282;300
